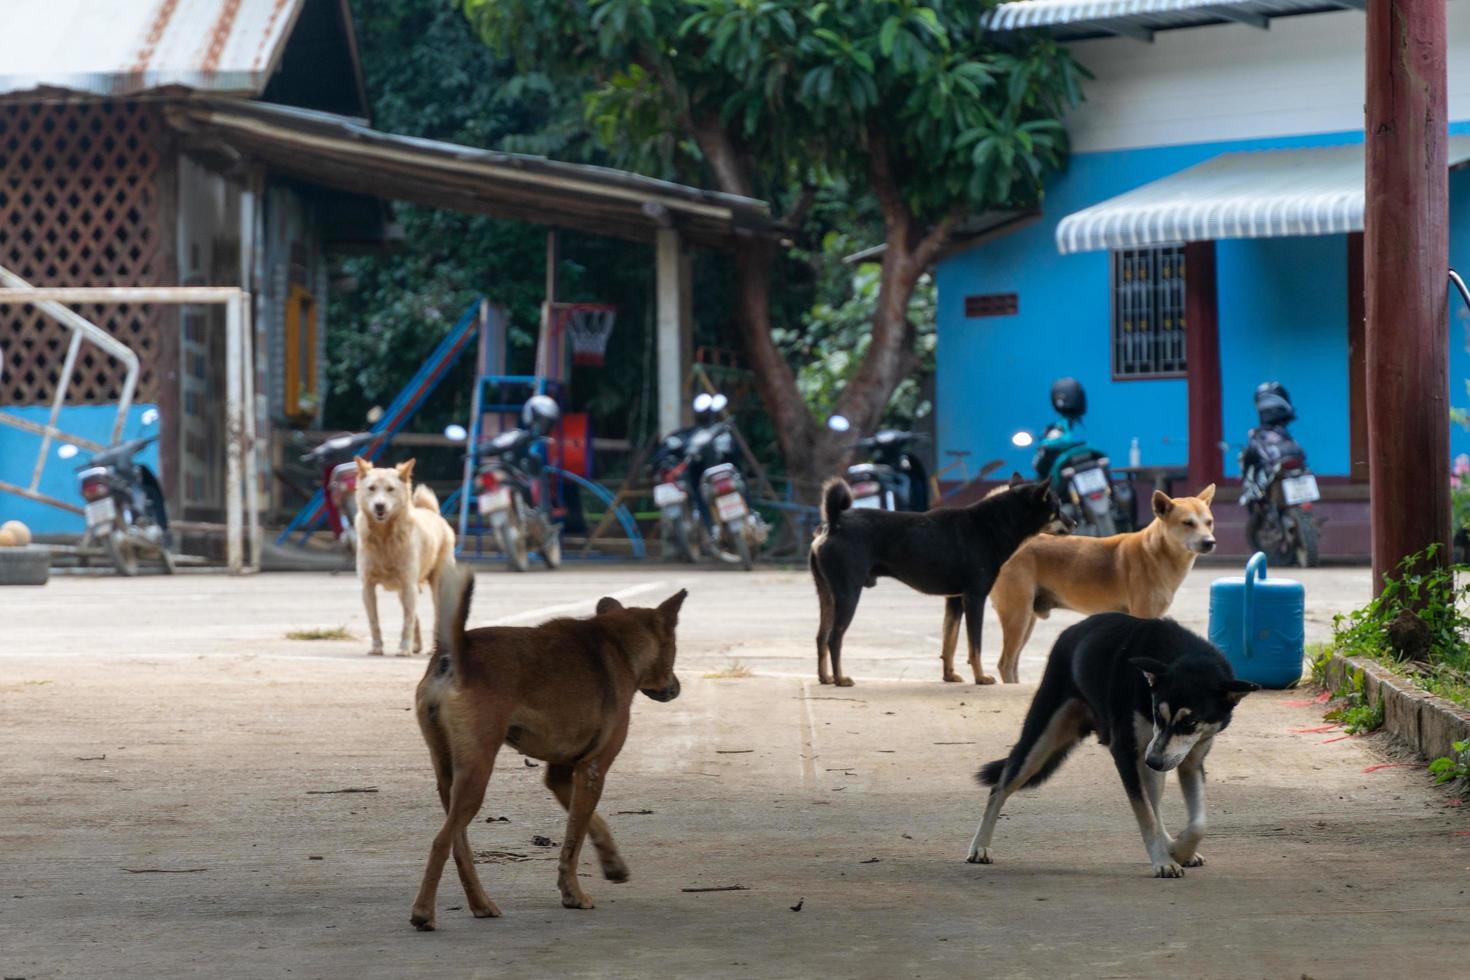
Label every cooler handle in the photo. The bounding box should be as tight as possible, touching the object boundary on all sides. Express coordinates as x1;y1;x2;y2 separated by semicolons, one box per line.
1242;551;1268;659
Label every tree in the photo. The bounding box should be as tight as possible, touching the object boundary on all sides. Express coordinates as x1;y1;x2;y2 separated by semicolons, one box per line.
461;0;1083;491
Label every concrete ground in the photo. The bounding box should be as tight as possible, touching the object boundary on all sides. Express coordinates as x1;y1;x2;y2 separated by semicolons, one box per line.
2;563;1466;979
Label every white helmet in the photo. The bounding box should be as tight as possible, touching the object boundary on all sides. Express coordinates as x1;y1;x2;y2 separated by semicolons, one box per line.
522;394;561;433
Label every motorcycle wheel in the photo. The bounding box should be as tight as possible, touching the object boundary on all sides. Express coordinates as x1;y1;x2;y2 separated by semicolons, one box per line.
105;525;139;577
1245;508;1288;562
1090;512;1118;537
669;515;697;564
540;524;563;569
497;518;530;573
1290;508;1320;568
730;520;753;571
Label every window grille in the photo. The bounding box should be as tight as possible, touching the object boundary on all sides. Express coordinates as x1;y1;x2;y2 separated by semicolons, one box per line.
1112;246;1186;378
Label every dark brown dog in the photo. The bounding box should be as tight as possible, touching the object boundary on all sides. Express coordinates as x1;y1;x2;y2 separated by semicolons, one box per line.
410;563;688;930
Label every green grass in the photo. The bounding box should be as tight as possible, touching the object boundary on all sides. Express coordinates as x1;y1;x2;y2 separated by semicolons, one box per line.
286;626;355;642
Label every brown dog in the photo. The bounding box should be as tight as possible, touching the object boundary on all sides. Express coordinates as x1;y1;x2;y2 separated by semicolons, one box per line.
974;485;1217;684
410;563;688;930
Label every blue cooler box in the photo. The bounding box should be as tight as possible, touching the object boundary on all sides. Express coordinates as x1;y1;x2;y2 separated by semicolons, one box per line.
1207;552;1305;689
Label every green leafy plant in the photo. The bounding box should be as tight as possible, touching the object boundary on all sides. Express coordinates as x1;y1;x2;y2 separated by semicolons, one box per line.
1324;666;1384;735
1428;740;1470;786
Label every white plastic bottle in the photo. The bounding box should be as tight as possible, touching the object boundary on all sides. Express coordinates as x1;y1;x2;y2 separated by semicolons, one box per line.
1128;436;1141;469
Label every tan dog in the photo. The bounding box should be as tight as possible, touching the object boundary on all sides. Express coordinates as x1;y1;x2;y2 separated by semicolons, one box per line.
354;457;455;657
411;564;687;930
965;485;1217;684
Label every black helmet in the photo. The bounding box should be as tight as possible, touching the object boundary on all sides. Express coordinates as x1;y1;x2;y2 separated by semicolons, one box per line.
521;394;561;434
1050;377;1087;419
1253;381;1295;425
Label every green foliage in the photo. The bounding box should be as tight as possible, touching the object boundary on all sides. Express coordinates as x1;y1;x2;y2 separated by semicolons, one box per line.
1331;545;1470;709
1323;666;1384;735
1428;740;1470;786
463;0;1085;220
773;231;934;426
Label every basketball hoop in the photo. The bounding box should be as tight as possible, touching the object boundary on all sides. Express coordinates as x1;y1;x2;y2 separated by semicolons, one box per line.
555;303;617;367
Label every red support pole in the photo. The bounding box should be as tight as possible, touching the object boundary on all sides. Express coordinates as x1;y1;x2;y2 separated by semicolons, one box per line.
1185;240;1222;491
1364;0;1450;589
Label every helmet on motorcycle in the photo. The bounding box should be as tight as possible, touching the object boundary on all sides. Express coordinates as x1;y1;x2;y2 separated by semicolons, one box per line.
1253;381;1295;425
1050;377;1087;420
521;394;561;435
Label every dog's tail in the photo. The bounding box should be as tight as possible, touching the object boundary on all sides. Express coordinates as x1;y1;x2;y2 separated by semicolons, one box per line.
435;561;475;681
821;478;853;526
976;758;1007;787
413;483;441;512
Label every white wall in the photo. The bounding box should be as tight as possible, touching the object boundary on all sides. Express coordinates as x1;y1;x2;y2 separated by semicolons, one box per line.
1066;4;1470;153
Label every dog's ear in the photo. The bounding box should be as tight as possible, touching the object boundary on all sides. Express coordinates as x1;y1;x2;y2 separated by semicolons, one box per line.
1152;490;1174;519
1223;678;1259;704
595;597;624;615
658;588;689;627
395;458;416;481
355;455;372;477
1196;483;1217;505
1008;471;1026;489
1129;657;1170;687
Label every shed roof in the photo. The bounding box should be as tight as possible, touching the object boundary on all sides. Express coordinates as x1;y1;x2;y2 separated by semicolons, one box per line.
1055;137;1470;254
981;0;1364;41
166;100;772;249
0;0;351;102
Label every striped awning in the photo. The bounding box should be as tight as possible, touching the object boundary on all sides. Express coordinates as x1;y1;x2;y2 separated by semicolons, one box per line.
981;0;1364;41
1055;137;1470;254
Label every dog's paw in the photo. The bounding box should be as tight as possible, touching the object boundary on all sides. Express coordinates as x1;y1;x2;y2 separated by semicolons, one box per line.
965;849;993;865
561;889;596;910
368;647;385;657
943;672;963;683
1170;849;1205;868
834;676;855;688
601;856;630;883
470;899;502;918
818;674;833;686
1152;861;1185;879
975;674;997;685
409;909;436;931
395;647;415;658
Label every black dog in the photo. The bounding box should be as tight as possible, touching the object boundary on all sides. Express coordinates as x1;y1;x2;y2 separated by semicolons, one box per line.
809;475;1069;687
966;613;1258;877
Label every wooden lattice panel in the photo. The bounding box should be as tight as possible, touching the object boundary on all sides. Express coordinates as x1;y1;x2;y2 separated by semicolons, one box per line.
0;102;166;404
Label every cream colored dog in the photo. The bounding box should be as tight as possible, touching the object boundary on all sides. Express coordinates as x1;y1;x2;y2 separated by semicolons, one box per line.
977;485;1218;684
355;457;456;657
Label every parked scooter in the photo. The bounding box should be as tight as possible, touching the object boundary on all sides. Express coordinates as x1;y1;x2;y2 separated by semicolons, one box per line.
1012;378;1133;536
826;415;930;511
1238;381;1320;568
474;394;563;572
59;408;174;575
299;430;378;550
650;392;769;570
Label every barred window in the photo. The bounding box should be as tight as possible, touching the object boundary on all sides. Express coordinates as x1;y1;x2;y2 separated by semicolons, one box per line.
1112;246;1187;378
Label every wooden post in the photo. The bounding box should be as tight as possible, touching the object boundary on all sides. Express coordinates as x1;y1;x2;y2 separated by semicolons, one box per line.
655;227;687;438
1184;240;1222;491
1364;0;1450;588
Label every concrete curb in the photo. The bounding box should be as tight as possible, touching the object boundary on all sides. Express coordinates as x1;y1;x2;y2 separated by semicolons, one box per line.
1321;652;1470;762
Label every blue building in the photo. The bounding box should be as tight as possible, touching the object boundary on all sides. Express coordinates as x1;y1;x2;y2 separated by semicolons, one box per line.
934;0;1470;557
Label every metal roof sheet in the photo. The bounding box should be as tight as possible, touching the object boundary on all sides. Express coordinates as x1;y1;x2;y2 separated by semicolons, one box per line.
1055;137;1470;254
166;100;772;249
982;0;1363;40
0;0;305;99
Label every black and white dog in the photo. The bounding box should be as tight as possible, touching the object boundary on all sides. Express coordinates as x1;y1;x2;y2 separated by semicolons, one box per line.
966;613;1258;877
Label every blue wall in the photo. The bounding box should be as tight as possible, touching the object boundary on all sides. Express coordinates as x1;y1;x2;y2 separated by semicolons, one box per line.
0;405;162;534
1452;165;1470;462
937;124;1470;482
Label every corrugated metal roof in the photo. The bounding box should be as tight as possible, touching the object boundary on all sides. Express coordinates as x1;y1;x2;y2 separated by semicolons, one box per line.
982;0;1363;40
0;0;305;99
1055;137;1470;254
166;101;772;249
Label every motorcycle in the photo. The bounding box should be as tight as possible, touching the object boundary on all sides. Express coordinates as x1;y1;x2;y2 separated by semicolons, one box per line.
474;395;563;572
59;408;174;575
1238;381;1320;568
651;392;768;570
827;415;930;512
1012;377;1133;537
299;430;379;550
